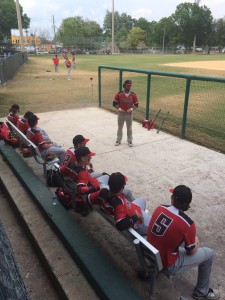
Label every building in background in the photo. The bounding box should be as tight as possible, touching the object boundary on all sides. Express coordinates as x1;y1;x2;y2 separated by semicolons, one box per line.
11;35;52;53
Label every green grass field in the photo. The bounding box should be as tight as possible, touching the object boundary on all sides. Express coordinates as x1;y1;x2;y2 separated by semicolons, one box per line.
1;53;225;152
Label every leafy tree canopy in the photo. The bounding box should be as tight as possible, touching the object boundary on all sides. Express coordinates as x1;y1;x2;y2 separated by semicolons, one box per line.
171;2;213;47
0;0;30;40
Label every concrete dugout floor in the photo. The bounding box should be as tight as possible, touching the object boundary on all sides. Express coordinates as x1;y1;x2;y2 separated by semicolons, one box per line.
1;107;225;299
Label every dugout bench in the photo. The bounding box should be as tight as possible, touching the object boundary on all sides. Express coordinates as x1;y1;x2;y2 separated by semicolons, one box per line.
6;120;59;177
94;206;163;299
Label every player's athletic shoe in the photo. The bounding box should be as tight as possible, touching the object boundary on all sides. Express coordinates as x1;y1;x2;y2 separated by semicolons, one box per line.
128;142;133;147
192;288;219;299
115;141;121;146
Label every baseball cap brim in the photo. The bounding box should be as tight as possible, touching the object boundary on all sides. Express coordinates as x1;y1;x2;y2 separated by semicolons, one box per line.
82;138;90;144
86;151;95;157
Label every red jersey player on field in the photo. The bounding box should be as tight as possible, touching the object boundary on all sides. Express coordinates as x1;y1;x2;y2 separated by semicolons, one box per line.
147;185;219;299
52;54;59;72
65;57;72;80
113;80;139;147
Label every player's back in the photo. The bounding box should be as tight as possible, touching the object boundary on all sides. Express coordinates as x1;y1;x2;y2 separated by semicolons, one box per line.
147;205;195;268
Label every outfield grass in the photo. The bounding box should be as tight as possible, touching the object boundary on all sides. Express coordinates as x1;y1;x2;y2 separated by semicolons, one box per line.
1;53;225;152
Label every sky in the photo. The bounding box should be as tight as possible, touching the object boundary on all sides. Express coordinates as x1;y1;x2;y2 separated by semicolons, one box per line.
13;0;225;37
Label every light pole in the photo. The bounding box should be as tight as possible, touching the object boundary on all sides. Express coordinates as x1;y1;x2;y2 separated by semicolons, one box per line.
15;0;25;51
162;27;165;53
112;0;114;54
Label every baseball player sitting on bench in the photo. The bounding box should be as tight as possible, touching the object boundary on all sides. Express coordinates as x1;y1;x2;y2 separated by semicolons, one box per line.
26;114;65;164
61;134;102;179
147;185;219;300
86;172;151;236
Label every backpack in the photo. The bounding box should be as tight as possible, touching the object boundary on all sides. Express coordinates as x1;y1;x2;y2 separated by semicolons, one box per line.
46;167;62;187
0;121;19;147
0;121;10;140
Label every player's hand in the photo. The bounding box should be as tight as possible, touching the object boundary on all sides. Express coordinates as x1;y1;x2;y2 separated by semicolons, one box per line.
136;211;143;224
127;108;133;113
195;236;200;247
119;108;125;112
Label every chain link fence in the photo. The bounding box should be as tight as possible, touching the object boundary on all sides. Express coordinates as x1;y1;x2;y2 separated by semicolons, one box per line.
0;52;28;86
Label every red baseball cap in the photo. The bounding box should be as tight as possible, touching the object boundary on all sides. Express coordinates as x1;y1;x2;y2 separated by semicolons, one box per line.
75;146;95;159
124;80;132;86
73;135;90;146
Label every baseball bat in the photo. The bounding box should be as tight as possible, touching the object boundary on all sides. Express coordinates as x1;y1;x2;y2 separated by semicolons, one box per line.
148;109;161;130
157;111;169;134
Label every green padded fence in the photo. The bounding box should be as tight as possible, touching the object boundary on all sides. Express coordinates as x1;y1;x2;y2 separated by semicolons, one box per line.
98;66;225;153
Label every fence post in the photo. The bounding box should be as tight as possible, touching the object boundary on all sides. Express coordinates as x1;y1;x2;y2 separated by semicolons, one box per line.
182;78;191;139
98;66;101;108
146;74;151;120
119;70;123;91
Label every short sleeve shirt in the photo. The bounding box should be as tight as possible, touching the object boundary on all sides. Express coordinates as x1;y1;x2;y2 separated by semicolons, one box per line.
147;205;196;269
114;92;139;111
26;128;45;152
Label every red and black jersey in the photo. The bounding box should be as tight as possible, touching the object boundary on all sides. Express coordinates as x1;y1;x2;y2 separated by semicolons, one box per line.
26;128;45;152
17;118;29;134
7;113;20;126
75;166;100;196
62;147;77;169
113;91;139;111
147;205;196;269
88;191;142;231
66;60;71;68
110;194;142;226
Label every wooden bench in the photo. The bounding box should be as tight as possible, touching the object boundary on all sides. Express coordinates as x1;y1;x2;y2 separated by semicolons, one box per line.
6;120;59;177
94;206;163;298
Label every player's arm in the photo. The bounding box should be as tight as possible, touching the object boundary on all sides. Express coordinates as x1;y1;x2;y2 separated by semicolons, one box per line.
77;171;100;195
184;223;198;255
186;236;199;255
110;197;139;231
113;93;120;110
133;93;139;110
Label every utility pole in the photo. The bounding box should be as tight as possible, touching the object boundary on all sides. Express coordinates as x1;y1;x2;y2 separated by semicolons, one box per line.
15;0;25;51
112;0;114;55
53;15;56;41
162;27;165;53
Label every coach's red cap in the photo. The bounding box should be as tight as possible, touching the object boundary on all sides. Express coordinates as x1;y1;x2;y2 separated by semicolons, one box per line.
75;146;95;159
124;79;132;86
73;135;90;146
108;172;128;194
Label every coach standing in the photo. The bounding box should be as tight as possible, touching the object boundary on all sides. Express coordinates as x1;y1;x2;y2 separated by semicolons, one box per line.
113;80;139;147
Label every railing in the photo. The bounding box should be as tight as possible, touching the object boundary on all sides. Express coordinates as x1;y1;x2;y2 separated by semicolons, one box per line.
98;66;225;153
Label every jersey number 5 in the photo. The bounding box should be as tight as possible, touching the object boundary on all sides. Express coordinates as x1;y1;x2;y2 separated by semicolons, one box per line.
152;213;173;236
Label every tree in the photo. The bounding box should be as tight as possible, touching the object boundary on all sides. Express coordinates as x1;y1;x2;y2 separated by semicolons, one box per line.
0;0;30;40
103;10;133;43
150;17;179;48
126;27;146;49
56;16;102;49
212;18;225;50
171;2;213;50
133;17;152;46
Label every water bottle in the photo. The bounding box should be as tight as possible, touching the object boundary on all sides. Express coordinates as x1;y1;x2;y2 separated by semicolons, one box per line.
52;192;57;205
